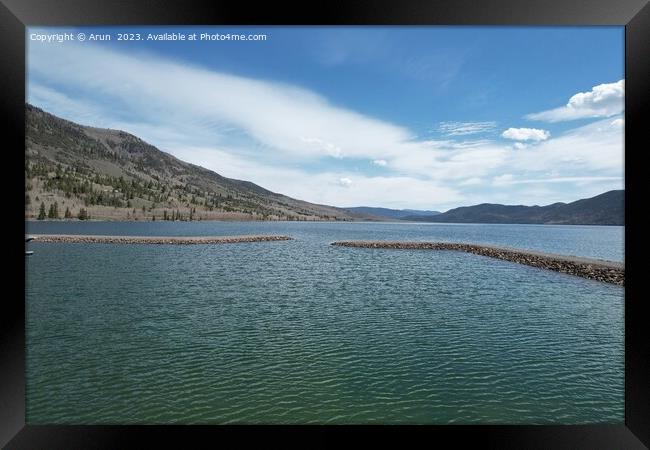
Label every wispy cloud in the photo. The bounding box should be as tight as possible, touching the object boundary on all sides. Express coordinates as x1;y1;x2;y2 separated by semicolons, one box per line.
27;39;624;209
338;177;353;187
170;145;464;209
313;30;467;90
438;121;497;136
492;175;622;186
29;41;413;163
459;177;483;186
508;117;624;173
526;80;624;122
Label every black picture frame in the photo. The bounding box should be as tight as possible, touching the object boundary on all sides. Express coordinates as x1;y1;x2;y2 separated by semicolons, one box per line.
1;0;648;448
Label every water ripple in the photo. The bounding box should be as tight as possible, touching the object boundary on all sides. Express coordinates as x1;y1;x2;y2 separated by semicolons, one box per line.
26;222;624;424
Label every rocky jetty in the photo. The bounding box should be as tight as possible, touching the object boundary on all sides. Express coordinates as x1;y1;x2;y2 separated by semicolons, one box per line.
332;240;624;286
30;234;292;245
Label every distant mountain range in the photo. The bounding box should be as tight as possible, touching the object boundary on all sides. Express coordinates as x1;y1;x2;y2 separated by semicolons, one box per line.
25;104;623;225
400;190;624;225
344;207;441;220
25;104;372;222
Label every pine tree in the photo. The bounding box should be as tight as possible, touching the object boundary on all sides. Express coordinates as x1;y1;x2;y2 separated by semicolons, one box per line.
64;207;72;218
38;202;46;220
53;201;59;219
78;208;88;220
48;203;55;219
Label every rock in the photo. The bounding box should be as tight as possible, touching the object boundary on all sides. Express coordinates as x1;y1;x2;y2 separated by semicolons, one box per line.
31;234;293;245
331;240;624;286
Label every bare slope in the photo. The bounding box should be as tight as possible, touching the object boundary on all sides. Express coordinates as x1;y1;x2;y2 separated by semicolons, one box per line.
25;104;369;222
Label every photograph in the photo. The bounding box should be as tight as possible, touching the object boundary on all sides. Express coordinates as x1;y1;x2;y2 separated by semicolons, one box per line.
23;25;627;426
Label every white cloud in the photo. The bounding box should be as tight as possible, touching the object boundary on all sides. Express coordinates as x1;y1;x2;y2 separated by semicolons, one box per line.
526;80;624;122
28;84;102;123
29;41;416;163
329;176;463;209
508;117;624;173
27;41;512;184
169;145;464;209
300;137;344;158
492;174;515;186
492;175;622;186
459;177;483;186
438;121;497;136
502;127;550;142
339;177;353;187
26;40;624;210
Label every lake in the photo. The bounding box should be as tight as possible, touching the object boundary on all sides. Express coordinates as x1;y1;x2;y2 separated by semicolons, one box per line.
25;221;625;424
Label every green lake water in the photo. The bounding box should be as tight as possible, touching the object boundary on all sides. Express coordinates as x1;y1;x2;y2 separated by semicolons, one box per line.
25;221;624;424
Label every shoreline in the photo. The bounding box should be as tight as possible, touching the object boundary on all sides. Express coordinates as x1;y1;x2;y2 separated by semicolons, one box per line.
331;240;624;286
24;218;623;226
28;234;292;245
27;234;625;284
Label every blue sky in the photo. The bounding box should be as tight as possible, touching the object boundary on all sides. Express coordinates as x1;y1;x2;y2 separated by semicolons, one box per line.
27;26;624;210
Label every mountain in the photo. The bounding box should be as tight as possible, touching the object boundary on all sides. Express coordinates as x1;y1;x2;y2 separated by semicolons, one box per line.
402;190;624;225
24;104;623;225
344;207;441;220
24;104;372;222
